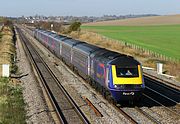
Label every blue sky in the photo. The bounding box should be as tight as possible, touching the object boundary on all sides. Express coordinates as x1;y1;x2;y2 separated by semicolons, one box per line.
0;0;180;17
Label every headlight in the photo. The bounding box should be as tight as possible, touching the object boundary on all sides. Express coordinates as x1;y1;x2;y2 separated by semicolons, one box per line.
114;84;125;89
114;85;117;88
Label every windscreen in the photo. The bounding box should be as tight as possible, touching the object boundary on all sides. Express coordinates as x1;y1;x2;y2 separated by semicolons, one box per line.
116;66;139;77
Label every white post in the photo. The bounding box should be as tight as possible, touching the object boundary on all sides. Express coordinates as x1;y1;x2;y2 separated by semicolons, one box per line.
157;63;163;74
51;24;53;31
2;64;10;77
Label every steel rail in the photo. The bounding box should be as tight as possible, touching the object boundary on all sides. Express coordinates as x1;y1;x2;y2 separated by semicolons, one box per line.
17;27;90;124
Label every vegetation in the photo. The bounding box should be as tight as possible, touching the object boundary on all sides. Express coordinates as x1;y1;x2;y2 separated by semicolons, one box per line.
0;26;16;76
0;17;4;23
3;19;13;27
0;18;13;30
0;24;26;123
0;32;2;40
68;21;81;33
0;78;26;124
82;25;180;60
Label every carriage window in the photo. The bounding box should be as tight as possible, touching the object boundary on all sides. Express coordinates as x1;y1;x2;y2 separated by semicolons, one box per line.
116;66;139;77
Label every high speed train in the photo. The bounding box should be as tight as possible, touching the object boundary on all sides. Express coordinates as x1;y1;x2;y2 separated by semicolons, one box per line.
33;28;145;102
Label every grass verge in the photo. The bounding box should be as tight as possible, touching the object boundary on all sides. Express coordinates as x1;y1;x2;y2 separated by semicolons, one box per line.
0;25;26;123
0;77;26;124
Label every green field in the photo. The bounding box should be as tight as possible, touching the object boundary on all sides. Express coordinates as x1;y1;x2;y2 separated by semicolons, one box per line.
82;25;180;60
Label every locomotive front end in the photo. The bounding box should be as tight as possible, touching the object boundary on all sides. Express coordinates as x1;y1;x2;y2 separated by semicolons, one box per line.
108;58;145;102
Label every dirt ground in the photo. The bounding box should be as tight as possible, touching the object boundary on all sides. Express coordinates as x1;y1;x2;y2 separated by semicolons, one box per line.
83;14;180;26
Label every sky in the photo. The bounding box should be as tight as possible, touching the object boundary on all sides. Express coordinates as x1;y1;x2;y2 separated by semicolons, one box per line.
0;0;180;17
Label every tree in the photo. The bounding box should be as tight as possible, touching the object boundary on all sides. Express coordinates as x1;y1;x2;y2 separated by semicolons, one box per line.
68;21;81;33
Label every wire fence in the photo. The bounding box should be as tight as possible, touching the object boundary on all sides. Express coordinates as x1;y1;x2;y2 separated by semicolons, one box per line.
84;31;179;63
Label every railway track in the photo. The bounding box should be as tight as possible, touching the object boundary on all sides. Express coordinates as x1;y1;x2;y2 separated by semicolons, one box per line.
118;86;180;124
17;27;90;124
144;73;180;91
134;106;161;124
136;94;180;123
142;92;179;115
135;75;180;123
144;75;180;99
112;74;180;123
116;106;138;124
114;69;180;124
144;75;180;112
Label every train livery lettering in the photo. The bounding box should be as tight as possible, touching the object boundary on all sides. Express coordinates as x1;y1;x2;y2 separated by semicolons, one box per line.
123;92;135;95
96;63;104;79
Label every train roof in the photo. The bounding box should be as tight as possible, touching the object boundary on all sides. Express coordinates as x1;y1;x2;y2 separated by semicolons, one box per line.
109;56;140;66
102;51;122;59
56;35;69;41
40;30;49;34
45;31;54;35
90;48;107;58
37;29;53;35
98;51;123;64
91;49;129;64
49;32;58;37
74;43;100;54
62;38;84;47
37;29;67;40
39;29;47;33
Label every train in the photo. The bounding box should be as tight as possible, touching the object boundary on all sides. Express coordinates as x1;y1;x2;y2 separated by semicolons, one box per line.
33;28;145;102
